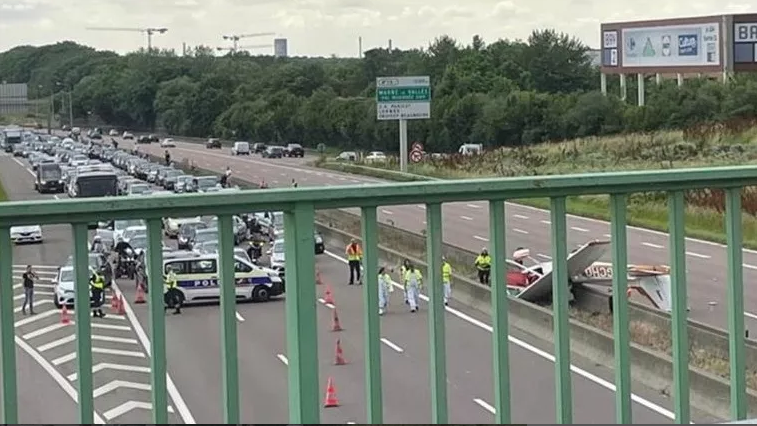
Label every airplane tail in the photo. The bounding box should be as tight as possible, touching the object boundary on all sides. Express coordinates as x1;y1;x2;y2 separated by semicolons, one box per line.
627;267;673;312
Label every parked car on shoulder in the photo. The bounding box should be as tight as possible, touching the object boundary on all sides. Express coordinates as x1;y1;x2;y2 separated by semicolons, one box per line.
206;138;222;149
284;143;305;158
262;145;284;158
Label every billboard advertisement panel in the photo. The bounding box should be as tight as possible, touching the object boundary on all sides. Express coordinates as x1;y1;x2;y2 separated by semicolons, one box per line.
621;22;720;67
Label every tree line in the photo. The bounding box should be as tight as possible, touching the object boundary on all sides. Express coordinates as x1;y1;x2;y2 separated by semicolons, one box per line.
2;35;757;153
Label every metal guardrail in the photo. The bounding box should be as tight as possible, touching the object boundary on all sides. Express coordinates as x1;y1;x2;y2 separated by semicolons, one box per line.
0;165;755;423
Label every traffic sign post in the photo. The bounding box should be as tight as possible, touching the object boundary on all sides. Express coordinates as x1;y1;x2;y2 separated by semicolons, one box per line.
376;76;431;173
409;149;423;163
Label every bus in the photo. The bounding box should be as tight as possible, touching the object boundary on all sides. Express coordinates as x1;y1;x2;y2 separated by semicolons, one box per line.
70;171;118;198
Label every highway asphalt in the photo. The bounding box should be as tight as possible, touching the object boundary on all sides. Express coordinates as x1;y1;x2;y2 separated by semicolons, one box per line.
4;143;717;423
115;136;757;333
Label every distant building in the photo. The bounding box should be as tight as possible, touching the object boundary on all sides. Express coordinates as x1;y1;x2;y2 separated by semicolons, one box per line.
274;38;288;57
0;83;29;115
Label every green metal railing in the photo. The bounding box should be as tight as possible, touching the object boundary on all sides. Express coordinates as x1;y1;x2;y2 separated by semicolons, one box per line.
0;165;755;424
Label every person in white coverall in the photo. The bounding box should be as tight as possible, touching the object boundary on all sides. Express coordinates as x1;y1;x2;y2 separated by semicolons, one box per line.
378;266;393;315
442;257;452;306
404;263;422;313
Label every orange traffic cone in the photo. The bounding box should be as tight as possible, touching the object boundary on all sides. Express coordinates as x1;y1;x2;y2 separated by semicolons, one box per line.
331;309;343;332
60;305;71;324
117;295;126;315
316;269;323;285
334;339;347;365
323;284;334;305
323;377;340;408
110;293;119;311
135;284;146;304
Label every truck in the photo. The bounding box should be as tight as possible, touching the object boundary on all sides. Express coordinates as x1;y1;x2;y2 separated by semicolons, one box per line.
3;128;22;153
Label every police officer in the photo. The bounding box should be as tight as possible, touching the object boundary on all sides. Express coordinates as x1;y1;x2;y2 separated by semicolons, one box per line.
164;268;182;315
404;263;422;313
345;239;363;285
90;272;106;318
442;256;452;306
475;248;492;285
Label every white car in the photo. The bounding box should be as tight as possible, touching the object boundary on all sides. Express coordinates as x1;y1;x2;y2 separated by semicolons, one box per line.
160;138;176;147
121;225;147;244
231;141;250;155
269;238;285;272
163;216;203;238
10;225;43;244
122;131;134;140
53;266;76;308
109;129;119;136
365;151;387;163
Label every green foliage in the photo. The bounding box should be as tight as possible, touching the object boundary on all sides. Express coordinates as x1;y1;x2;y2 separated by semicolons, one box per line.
4;36;757;152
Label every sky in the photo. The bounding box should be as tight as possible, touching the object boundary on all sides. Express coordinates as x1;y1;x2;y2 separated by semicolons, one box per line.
0;0;754;57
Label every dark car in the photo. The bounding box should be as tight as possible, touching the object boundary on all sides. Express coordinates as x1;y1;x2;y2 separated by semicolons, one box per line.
35;163;64;193
252;142;267;154
262;146;284;158
284;143;305;158
148;134;160;142
206;138;222;149
137;135;151;144
91;133;103;140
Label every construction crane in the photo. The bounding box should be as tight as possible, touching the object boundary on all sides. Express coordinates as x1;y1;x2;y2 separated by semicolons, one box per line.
221;32;275;52
86;27;168;51
216;44;274;54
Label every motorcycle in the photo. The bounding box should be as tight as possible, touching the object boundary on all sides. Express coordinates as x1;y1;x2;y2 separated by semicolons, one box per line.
115;250;137;280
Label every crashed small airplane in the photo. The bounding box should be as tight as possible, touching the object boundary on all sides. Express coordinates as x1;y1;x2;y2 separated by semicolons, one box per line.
505;240;673;312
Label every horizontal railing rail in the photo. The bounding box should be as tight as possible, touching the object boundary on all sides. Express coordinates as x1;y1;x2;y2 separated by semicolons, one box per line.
0;165;754;424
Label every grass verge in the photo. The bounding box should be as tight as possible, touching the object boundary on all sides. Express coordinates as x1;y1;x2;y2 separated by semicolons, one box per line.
0;180;8;202
316;161;757;250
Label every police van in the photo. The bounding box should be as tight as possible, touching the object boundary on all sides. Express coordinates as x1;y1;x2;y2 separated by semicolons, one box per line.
146;251;284;304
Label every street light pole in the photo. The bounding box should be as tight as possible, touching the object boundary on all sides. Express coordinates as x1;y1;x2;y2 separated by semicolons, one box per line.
68;91;73;128
47;87;53;135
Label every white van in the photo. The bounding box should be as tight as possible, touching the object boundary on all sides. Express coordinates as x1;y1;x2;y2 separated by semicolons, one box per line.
458;143;483;156
231;141;250;156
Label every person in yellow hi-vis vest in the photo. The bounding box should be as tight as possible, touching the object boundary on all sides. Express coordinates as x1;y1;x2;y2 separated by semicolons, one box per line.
404;263;422;313
399;259;410;305
442;256;452;306
345;239;363;285
378;266;393;316
164;269;182;315
89;272;106;318
475;248;492;284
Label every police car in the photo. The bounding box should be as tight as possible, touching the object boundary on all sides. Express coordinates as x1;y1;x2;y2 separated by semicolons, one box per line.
145;251;284;305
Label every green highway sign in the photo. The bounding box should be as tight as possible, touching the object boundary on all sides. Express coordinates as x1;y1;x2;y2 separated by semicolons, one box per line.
376;76;431;121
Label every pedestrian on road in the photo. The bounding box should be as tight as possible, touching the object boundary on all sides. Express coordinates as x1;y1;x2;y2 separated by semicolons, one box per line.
400;259;410;305
164;269;182;315
291;179;298;188
378;266;393;315
475;248;491;285
90;272;106;318
21;265;38;315
345;238;363;285
164;150;171;166
442;256;452;306
404;263;422;313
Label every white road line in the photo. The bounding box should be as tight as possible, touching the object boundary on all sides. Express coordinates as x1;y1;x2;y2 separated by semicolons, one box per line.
13;283;54;289
93;380;151;398
513;214;529;219
571;226;589;232
14;291;54;300
474;235;489;242
92;335;139;345
111;281;195;423
540;220;551;225
460;216;473;221
53;195;59;200
603;234;612;238
466;203;481;209
686;251;711;259
38;335;76;352
14;299;52;313
103;401;174;421
473;397;496;414
323;250;677;420
277;354;289;365
52;352;77;366
642;242;664;249
318;298;335;309
416;205;425;209
380;338;404;353
381;209;394;215
22;321;69;340
14;309;58;327
745;312;757;321
745;264;757;270
93;347;146;358
512;228;529;235
236;311;245;322
68;362;151;381
14;337;106;424
537;253;552;260
92;323;132;331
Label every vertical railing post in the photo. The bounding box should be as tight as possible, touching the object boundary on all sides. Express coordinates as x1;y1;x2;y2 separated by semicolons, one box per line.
72;223;94;424
0;226;17;424
145;218;167;424
283;203;320;424
425;202;448;424
361;206;383;424
488;200;511;423
668;190;690;424
218;215;240;423
609;194;632;423
725;187;746;420
549;196;572;424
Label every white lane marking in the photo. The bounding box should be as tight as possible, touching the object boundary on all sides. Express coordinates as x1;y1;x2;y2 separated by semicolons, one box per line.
103;401;174;421
22;321;68;339
14;291;53;300
53;347;147;365
745;264;757;270
236;311;245;322
416;205;425;209
460;216;473;221
571;226;589;232
537;253;552;260
380;337;404;353
643;242;664;249
14;283;54;289
603;234;612;238
318;298;335;309
94;380;151;398
474;397;496;414
513;214;529;219
323;250;677;420
381;209;394;215
111;281;195;423
53;195;59;200
474;235;489;242
14;264;60;269
277;354;289;365
686;251;711;259
14;309;58;327
512;228;529;235
92;335;139;345
14;337;106;424
12;157;25;168
540;220;551;225
38;334;76;352
14;299;52;313
68;363;151;381
92;323;131;331
466;203;481;209
745;312;757;321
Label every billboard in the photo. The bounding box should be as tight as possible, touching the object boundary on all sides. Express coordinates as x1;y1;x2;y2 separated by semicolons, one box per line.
274;38;288;57
734;22;757;63
621;23;720;67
